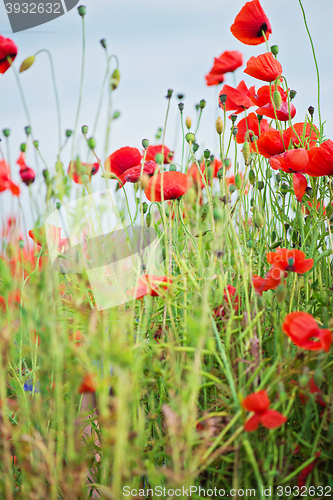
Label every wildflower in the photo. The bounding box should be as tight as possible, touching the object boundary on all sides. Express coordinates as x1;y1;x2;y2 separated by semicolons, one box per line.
0;35;18;74
68;160;99;184
297;452;321;488
236;112;269;144
252;85;296;121
126;275;173;300
0;159;20;196
242;389;287;432
294;378;327;408
282;312;332;352
292;172;307;202
306;139;333;177
269;149;309;174
78;373;98;393
145;145;173;164
16;153;35;186
118;160;159;188
284;122;318;150
214;285;240;318
250;128;285;157
205;50;243;86
28;224;69;249
230;0;272;46
144;171;188;202
219;80;255;115
244;52;282;82
267;248;313;275
252;267;282;295
104;146;142;177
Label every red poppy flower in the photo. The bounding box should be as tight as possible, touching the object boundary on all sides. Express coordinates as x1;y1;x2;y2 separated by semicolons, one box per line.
244;52;282;82
145;171;188;202
0;289;21;310
284;122;318;150
17;153;35;186
252;267;282;295
306;139;333;177
293;173;307;202
0;159;20;196
269;149;309;174
145;145;173;164
0;35;18;74
282;312;332;352
242;389;287;432
266;248;313;275
105;146;142;177
295;378;327;408
219;80;255;114
68;160;99;184
252;85;296;121
206;50;243;86
230;0;272;46
118;160;159;188
250;128;285;158
78;373;98;393
126;275;172;300
236;112;270;144
214;285;240;318
298;452;321;488
28;225;69;249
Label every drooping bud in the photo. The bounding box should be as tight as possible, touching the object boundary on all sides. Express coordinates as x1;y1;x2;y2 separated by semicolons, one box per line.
234;174;242;190
185;116;192;129
270;45;279;56
199;99;206;109
249;169;255;185
178;102;184;111
33;140;39;149
66;129;73;138
204;149;210;159
87;137;96;149
254;212;265;228
20;143;26;152
146;212;151;227
81;125;88;135
78;5;86;17
230;114;237;124
100;39;107;49
142;138;149;149
113;111;120;119
110;68;120;91
273;90;282;110
2;129;10;138
219;94;227;106
242;141;250;165
215;116;223;135
25;125;32;136
289;90;297;100
192;142;199;153
195;104;200;111
166;88;173;99
20;56;35;73
308;106;314;117
169;164;177;171
185;132;195;144
142;202;148;214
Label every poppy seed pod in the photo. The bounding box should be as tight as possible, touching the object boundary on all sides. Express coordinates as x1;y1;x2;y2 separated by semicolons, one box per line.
19;56;35;73
224;159;231;168
87;137;96;149
217;168;224;180
273;90;282;110
185;132;195;144
3;129;10;137
81;125;88;135
100;39;107;49
178;102;184;111
232;127;238;137
216;117;223;135
308;106;314;116
199;99;206;109
20;143;26;152
25;126;32;136
229;184;236;193
289;90;297;100
166;89;173;99
242;141;250;165
169;164;177;171
271;45;279;56
257;181;265;190
110;68;120;91
230;114;237;123
155;153;164;164
66;129;73;138
204;149;210;159
78;5;86;17
185;116;192;129
177;93;184;100
247;239;254;248
249;169;255;185
142;138;149;149
192;143;200;153
219;94;227;105
254;212;265;228
234;174;242;190
33;140;39;149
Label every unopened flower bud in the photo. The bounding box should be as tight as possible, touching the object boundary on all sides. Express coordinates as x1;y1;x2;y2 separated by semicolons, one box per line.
249;169;255;185
18;239;24;249
204;149;210;159
229;184;236;193
185;132;195;144
146;212;151;227
242;141;250;165
25;125;32;136
257;181;264;190
56;201;61;210
33;140;39;149
169;164;177;171
110;68;120;91
20;143;26;152
78;5;86;17
19;55;35;73
178;102;184;111
113;111;120;119
234;173;242;190
100;39;107;49
66;129;73;138
308;106;314;117
215;116;223;135
219;93;227;106
166;88;173;99
276;173;281;183
2;129;10;137
81;174;89;184
273;90;282;110
254;212;265;228
199;99;206;109
271;45;279;56
281;183;289;194
185;116;192;129
192;142;199;153
142;138;149;149
155;153;164;164
217;168;224;180
289;90;297;100
247;239;254;248
223;159;231;169
205;159;211;167
230;114;237;123
87;137;96;149
81;125;88;135
142;202;148;214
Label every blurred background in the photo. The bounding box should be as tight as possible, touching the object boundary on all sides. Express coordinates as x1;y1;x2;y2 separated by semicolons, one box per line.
0;0;332;227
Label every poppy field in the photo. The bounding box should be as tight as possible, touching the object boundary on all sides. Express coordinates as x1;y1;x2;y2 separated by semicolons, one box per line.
1;1;333;498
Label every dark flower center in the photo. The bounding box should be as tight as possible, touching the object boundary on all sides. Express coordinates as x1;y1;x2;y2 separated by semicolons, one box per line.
257;23;268;38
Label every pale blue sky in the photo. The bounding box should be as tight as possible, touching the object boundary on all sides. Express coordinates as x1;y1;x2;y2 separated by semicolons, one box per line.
0;0;332;226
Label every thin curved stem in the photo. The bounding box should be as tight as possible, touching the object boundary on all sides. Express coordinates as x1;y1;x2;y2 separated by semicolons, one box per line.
71;16;86;162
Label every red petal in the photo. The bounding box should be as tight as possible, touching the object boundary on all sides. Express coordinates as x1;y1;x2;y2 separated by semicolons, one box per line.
145;172;188;202
244;52;282;82
260;409;287;429
244;413;261;432
242;390;270;412
230;0;272;46
293;173;307;202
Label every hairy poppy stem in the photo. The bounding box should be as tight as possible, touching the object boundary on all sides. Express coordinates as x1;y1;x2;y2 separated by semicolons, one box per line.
71;16;86;163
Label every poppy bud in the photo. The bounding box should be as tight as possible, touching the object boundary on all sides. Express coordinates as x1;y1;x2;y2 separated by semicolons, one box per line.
142;202;148;214
242;141;250;165
230;114;237;124
224;159;231;169
178;102;184;111
166;88;173;99
213;208;222;221
155;153;164;164
142;139;149;149
33;140;39;149
199;99;206;109
193;142;199;153
169;164;177;171
81;125;88;135
229;184;236;193
249;169;255;185
247;239;254;248
266;168;272;179
201;205;208;221
215;117;223;135
100;39;107;49
280;183;289;194
146;212;151;227
56;202;61;210
273;90;282;110
2;129;10;138
87;137;96;149
219;94;227;106
305;186;313;197
257;181;264;190
234;173;242;190
284;223;290;232
276;284;286;303
232;127;238;137
20;56;35;73
110;68;120;91
18;239;24;249
254;212;264;229
20;143;26;152
204;149;210;159
250;198;255;207
185;132;195;144
308;106;314;116
217;168;224;180
210;154;215;161
271;45;279;56
78;5;86;17
25;126;32;136
289;90;297;100
276;173;281;183
185;116;192;129
66;129;73;138
271;230;277;242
